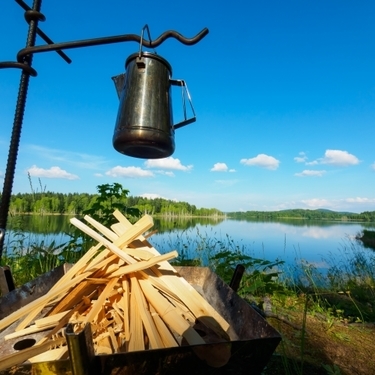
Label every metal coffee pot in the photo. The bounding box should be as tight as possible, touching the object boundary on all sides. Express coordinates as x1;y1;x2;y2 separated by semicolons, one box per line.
112;52;196;159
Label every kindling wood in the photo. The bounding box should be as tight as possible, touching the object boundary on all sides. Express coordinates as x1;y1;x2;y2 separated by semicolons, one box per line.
0;212;230;372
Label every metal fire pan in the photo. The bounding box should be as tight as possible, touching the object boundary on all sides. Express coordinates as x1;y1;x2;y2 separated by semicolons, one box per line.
0;266;281;375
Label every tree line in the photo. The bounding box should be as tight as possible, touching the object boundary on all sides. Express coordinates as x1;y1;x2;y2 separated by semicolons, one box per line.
227;209;375;222
4;190;223;217
3;184;375;222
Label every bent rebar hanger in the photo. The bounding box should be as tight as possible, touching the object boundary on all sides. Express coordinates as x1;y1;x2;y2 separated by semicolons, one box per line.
0;0;209;266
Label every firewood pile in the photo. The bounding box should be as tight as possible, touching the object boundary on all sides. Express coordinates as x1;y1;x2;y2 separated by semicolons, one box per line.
0;210;230;371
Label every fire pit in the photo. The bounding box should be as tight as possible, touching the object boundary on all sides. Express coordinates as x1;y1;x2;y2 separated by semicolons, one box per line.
0;264;280;375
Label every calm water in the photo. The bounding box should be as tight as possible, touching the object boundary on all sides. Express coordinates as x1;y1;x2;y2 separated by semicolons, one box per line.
150;219;375;269
5;215;375;269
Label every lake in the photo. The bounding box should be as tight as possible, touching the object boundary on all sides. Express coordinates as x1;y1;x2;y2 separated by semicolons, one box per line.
4;215;375;270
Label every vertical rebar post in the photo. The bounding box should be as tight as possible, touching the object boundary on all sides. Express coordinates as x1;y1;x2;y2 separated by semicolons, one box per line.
0;0;43;262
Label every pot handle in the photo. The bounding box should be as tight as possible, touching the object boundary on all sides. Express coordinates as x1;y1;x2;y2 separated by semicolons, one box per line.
170;79;196;130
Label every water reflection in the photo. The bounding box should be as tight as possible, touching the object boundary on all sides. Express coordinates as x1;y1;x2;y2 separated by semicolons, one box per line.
4;215;374;268
153;216;224;233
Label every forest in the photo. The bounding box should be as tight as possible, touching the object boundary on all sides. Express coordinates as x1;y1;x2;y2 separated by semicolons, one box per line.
3;184;375;221
4;190;223;217
228;208;375;222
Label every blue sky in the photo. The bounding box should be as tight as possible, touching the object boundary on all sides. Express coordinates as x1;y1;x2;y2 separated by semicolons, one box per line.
1;0;375;213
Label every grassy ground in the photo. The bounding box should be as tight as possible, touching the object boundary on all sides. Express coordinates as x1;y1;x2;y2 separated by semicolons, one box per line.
261;295;375;375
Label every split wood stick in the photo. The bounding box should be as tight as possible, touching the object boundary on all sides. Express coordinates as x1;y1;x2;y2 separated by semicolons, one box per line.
85;248;112;272
112;210;230;333
37;301;87;345
138;277;205;346
70;218;150;266
110;222;127;236
46;280;99;317
105;251;178;278
95;334;112;354
15;274;90;332
86;253;119;274
108;327;119;353
0;271;91;332
149;305;179;348
4;322;57;340
83;278;119;324
28;346;68;363
0;337;66;372
112;210;152;244
53;242;103;289
128;280;144;352
113;214;220;326
113;214;154;248
28;246;103;315
84;215;119;242
154;270;230;335
130;275;164;349
121;247;155;261
122;279;130;346
138;272;196;323
35;310;72;328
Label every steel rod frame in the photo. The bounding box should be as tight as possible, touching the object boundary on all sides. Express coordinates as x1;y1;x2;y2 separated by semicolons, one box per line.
0;0;44;263
0;0;208;263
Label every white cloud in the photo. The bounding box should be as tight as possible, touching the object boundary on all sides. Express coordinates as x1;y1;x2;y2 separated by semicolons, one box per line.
321;150;359;166
156;171;175;177
295;169;326;177
301;198;333;209
211;162;228;172
240;154;280;170
27;165;79;180
105;166;154;178
294;152;308;163
345;197;375;204
301;150;360;167
145;157;193;171
140;193;164;200
306;160;319;166
141;193;178;201
371;162;375;171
